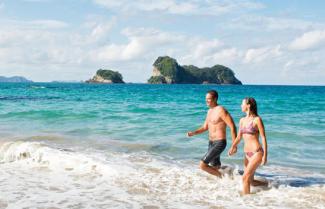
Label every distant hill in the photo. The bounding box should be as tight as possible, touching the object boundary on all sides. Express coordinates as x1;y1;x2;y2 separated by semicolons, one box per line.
148;56;242;85
0;76;33;83
86;69;125;84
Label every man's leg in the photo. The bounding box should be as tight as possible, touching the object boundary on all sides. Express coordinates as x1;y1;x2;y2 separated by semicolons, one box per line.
209;140;226;171
199;161;222;178
210;156;223;176
211;156;221;170
200;140;226;178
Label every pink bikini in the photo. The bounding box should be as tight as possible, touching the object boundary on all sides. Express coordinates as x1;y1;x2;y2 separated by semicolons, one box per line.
240;119;258;135
240;118;264;159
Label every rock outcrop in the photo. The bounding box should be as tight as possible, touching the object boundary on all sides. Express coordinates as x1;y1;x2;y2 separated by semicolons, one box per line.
86;69;124;84
148;56;242;85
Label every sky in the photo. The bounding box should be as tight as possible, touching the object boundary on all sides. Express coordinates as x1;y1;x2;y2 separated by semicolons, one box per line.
0;0;325;85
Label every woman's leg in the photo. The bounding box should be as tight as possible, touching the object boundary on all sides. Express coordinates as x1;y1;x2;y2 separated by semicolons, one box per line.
244;155;255;181
245;156;267;186
244;156;248;170
242;153;262;194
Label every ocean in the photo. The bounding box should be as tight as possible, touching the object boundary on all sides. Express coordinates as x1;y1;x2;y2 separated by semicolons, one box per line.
0;83;324;209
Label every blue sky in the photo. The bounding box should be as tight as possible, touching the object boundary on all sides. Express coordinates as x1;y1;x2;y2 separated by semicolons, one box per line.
0;0;325;84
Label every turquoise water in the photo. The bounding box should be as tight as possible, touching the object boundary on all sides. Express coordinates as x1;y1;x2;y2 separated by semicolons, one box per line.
1;83;324;171
0;83;324;208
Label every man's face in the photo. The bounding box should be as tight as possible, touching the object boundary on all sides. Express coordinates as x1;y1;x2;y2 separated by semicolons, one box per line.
205;93;216;107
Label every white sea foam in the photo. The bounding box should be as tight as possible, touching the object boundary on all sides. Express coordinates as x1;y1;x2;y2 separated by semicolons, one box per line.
0;141;324;209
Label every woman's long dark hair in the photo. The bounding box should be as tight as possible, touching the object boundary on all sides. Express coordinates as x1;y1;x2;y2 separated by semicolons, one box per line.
245;97;258;116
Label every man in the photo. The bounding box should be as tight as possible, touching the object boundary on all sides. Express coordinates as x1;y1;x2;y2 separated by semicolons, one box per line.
187;90;237;177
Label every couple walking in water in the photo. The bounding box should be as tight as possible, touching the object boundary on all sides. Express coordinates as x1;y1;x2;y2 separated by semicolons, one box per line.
187;90;268;195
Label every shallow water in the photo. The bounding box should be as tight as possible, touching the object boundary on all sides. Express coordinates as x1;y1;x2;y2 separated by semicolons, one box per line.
0;83;324;208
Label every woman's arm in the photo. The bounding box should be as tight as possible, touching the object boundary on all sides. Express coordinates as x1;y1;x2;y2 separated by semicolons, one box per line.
257;117;267;165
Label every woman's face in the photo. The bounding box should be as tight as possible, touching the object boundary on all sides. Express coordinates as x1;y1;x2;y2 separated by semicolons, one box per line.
241;99;248;112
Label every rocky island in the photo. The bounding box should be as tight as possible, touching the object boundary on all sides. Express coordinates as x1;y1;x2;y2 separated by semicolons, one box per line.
148;56;242;84
86;69;125;84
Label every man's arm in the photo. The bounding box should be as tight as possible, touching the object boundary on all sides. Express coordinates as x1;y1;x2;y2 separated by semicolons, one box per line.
187;112;209;137
228;119;243;155
220;108;237;143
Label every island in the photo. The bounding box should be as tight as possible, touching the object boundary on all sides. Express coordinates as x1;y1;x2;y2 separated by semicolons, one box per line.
0;76;33;83
86;69;125;84
148;56;242;84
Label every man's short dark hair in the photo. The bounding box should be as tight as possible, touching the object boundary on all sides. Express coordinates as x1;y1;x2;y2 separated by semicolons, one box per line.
207;90;218;101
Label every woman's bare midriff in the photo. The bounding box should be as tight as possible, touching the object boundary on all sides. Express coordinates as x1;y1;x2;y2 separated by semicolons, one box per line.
243;134;262;152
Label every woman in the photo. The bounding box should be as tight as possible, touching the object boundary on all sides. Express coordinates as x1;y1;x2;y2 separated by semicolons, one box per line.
228;97;268;195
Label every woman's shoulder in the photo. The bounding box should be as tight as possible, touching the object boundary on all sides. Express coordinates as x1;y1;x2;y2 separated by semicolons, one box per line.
254;116;263;123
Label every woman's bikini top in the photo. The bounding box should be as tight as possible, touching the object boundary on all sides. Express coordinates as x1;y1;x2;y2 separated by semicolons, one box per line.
240;118;258;135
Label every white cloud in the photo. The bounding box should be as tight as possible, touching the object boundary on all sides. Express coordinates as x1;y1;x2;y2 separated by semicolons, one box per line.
281;54;325;84
82;16;117;43
93;0;264;16
229;15;324;31
187;38;223;58
0;19;68;30
93;0;122;8
20;0;51;2
130;1;198;15
244;45;282;63
289;30;325;51
29;20;68;29
0;7;323;85
1;19;185;82
90;22;114;40
0;16;121;71
91;27;184;62
211;48;242;63
181;46;242;67
236;43;325;85
284;57;320;73
0;19;86;68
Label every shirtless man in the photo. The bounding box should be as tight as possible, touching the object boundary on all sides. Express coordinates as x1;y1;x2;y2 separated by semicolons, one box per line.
187;90;237;177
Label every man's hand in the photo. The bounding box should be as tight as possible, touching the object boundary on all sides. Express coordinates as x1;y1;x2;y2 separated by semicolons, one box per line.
187;131;195;137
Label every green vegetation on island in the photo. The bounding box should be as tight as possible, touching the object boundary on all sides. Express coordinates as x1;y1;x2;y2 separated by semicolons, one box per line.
148;56;242;84
86;69;125;84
